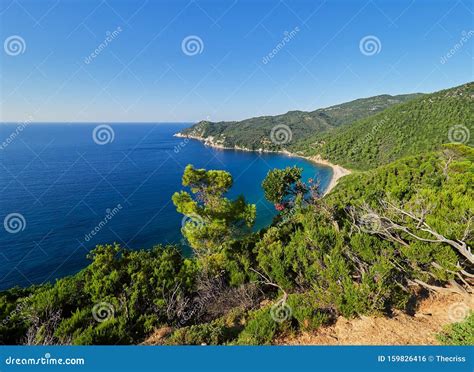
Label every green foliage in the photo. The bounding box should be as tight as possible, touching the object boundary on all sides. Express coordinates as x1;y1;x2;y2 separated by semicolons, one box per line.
179;93;421;151
166;309;245;345
235;294;332;345
172;165;256;257
262;166;305;205
220;233;261;286
1;244;197;345
1;140;472;345
235;307;277;345
297;82;473;169
286;293;331;331
437;312;474;345
253;200;402;316
328;145;473;285
255;146;472;321
0;287;35;344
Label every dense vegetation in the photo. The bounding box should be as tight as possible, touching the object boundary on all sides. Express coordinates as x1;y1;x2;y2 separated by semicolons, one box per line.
437;313;474;345
1;244;198;344
1;83;472;345
1;143;472;345
179;93;421;151
179;82;472;172
296;82;473;169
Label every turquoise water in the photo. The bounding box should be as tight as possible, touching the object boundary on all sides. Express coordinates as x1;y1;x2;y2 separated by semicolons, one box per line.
0;123;332;289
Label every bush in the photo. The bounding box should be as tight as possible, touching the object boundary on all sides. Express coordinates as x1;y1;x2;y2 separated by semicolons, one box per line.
235;307;277;345
166;309;245;345
286;293;332;332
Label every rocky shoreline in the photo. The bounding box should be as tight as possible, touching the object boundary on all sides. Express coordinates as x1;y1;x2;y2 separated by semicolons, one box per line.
174;133;351;195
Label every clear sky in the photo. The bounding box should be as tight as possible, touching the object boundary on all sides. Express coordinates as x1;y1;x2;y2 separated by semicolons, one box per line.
0;0;472;122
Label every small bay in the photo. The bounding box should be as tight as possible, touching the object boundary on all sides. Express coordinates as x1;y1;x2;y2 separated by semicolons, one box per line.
0;123;332;289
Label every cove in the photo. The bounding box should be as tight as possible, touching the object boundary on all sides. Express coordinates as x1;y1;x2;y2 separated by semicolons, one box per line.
0;123;332;289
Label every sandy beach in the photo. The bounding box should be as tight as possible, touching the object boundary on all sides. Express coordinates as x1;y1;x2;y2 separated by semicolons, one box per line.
305;155;352;195
174;133;352;195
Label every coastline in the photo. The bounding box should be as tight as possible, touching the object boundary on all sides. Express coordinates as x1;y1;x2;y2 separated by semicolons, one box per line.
174;133;351;195
305;155;352;196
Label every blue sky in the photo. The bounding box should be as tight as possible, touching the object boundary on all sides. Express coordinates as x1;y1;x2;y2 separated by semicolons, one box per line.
0;0;472;122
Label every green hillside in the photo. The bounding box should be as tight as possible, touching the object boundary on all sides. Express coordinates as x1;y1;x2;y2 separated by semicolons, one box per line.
2;145;471;345
296;82;473;169
1;83;472;346
179;93;421;150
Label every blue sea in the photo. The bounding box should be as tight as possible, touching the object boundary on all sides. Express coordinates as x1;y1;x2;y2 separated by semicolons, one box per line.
0;123;332;290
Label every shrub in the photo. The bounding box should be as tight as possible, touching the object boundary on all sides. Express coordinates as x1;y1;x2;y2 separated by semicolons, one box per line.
166;309;245;345
235;307;277;345
286;293;332;332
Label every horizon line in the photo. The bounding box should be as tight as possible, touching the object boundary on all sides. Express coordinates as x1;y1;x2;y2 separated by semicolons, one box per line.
2;80;472;124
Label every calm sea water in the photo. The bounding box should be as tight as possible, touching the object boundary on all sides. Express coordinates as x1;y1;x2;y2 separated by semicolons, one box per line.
0;123;332;290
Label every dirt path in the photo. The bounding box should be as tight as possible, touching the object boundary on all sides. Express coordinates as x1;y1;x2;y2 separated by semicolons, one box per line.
277;292;473;345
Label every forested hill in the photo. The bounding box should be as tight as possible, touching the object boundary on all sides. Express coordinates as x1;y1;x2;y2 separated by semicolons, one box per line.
295;82;473;170
178;93;421;150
